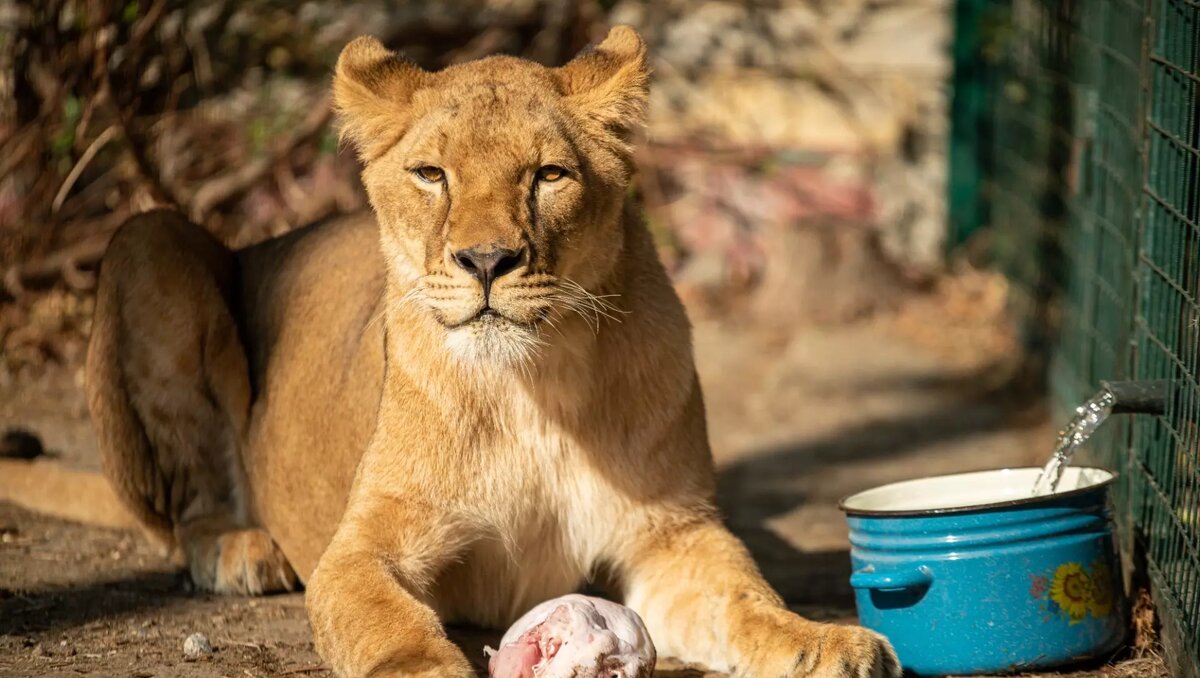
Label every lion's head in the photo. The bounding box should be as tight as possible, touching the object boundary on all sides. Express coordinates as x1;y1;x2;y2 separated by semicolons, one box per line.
333;26;648;368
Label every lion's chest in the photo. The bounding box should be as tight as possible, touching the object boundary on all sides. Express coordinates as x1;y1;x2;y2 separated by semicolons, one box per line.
431;399;630;628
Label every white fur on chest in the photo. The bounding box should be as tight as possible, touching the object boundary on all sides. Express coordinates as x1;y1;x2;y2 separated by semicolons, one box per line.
433;391;633;628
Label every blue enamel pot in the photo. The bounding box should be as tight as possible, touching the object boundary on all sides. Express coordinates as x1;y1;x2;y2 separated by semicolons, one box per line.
840;467;1125;676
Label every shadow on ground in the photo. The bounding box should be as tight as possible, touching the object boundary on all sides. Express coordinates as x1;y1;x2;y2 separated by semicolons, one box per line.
1;571;197;637
716;379;1026;617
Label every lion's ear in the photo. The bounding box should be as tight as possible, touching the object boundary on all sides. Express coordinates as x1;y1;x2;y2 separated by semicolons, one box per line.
333;36;429;161
556;25;649;149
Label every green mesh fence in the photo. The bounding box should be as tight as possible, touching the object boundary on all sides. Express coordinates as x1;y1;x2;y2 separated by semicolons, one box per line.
952;0;1200;673
1133;0;1200;669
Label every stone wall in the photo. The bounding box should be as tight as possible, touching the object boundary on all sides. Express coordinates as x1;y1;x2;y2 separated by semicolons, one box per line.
612;0;953;317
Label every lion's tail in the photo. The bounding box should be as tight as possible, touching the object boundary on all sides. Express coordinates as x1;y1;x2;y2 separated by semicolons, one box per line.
0;450;139;530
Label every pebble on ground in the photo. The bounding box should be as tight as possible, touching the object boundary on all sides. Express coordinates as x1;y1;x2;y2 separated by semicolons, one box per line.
183;632;213;659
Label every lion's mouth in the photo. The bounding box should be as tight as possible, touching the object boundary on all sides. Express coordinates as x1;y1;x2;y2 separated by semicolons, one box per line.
445;307;528;330
441;304;545;367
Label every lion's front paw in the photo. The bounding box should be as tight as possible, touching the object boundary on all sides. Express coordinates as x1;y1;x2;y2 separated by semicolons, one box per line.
355;646;477;678
315;639;476;678
734;608;900;678
805;623;899;678
373;661;476;678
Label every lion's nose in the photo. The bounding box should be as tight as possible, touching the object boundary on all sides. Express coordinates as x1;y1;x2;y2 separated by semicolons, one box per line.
453;245;526;292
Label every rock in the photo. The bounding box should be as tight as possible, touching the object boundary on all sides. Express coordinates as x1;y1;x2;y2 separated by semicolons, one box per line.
182;632;213;659
0;429;44;459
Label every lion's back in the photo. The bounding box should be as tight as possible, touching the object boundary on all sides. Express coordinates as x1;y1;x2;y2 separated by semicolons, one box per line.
237;213;387;580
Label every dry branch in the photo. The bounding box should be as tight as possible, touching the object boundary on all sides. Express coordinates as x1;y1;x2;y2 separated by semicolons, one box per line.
3;226;118;300
52;125;119;213
188;97;334;223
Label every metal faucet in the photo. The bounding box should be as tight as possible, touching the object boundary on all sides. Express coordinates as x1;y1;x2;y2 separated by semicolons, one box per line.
1099;379;1170;416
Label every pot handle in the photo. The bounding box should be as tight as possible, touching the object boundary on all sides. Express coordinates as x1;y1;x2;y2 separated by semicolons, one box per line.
850;565;933;590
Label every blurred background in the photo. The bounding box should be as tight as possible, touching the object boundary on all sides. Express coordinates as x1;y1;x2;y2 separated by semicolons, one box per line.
0;1;1196;677
0;0;964;367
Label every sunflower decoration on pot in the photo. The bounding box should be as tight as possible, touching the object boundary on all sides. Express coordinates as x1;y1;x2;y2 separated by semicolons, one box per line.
1030;560;1116;624
1050;563;1093;622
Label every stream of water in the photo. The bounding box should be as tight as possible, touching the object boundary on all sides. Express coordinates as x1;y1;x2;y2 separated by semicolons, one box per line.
1030;388;1116;496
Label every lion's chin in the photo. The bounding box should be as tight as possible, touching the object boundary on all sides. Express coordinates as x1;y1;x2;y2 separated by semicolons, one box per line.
443;313;542;370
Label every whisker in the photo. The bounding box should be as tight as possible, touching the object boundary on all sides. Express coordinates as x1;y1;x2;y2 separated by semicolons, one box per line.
540;307;572;342
369;286;421;332
561;278;629;321
560;280;622;327
550;292;599;334
505;291;560;301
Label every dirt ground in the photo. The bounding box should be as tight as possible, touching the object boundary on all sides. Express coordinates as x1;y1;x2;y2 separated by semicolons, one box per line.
0;308;1169;677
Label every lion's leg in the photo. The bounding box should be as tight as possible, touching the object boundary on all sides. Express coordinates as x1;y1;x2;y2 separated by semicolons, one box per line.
87;209;295;595
618;517;899;678
307;493;475;678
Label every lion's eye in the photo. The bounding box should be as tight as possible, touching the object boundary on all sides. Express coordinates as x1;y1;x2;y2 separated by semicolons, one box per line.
536;165;567;183
414;166;444;183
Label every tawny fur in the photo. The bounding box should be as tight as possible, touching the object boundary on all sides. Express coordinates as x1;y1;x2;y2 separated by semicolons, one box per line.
4;26;899;678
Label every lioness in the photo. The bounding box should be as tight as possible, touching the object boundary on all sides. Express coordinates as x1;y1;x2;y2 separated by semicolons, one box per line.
81;26;898;677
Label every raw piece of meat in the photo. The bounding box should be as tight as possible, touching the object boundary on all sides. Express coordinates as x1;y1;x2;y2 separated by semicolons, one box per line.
485;594;656;678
